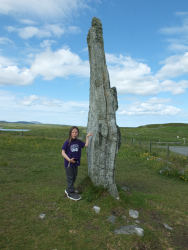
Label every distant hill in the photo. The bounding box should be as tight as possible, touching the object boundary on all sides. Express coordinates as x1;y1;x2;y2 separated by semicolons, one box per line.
139;123;188;128
0;121;42;125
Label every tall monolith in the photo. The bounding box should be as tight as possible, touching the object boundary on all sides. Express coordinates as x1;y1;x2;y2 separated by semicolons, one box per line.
87;17;121;199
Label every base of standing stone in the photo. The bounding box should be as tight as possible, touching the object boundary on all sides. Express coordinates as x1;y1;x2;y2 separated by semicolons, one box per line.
108;184;119;199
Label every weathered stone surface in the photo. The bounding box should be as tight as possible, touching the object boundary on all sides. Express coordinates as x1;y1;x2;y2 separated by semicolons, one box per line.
87;17;121;199
107;215;116;224
129;209;139;219
38;213;45;219
164;223;172;230
93;206;100;213
114;225;144;237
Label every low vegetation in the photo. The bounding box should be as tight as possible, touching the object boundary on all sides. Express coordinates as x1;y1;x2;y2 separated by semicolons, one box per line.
0;123;188;249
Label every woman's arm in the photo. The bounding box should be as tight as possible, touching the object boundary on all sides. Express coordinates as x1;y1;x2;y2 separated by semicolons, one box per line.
85;132;93;147
61;150;76;163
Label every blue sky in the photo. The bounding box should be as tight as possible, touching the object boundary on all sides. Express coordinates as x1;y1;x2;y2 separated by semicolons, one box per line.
0;0;188;127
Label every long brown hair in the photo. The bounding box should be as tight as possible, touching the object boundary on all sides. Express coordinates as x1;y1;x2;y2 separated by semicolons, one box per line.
68;126;79;145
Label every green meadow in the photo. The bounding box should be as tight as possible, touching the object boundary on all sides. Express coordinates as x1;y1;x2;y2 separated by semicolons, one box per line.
0;123;188;249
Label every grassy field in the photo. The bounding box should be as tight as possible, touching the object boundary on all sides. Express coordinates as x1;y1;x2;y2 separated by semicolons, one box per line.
0;123;188;249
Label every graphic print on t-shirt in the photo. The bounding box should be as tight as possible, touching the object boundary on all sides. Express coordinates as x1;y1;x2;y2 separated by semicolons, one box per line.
70;144;79;152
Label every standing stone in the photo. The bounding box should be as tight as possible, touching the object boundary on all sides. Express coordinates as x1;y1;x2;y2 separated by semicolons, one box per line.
87;17;121;198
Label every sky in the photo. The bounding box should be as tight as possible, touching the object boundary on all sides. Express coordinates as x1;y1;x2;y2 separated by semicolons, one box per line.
0;0;188;127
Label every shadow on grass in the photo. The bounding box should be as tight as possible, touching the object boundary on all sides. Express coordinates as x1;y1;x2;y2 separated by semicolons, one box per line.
77;176;109;202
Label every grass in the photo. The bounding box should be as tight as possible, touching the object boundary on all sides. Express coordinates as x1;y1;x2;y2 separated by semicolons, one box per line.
120;122;188;144
0;123;188;249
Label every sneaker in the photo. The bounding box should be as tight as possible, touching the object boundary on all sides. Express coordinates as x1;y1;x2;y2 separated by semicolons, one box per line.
69;192;81;201
65;190;81;201
65;189;69;198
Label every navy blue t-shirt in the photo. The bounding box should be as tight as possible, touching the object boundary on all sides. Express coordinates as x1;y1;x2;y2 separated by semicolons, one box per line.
62;139;85;167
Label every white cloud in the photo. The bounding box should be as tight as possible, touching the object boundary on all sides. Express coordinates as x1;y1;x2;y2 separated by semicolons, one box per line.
0;90;187;127
19;26;43;39
6;25;65;39
119;98;182;116
6;24;81;39
106;53;160;95
160;12;188;53
160;25;188;35
1;47;188;96
147;97;171;104
0;37;13;45
0;90;89;125
0;0;92;21
40;40;57;48
0;65;34;86
161;79;188;95
17;94;89;108
0;47;89;86
18;95;39;106
19;19;38;25
0;55;14;67
5;26;16;32
46;24;65;36
0;90;16;102
156;52;188;80
82;47;88;52
160;12;188;35
30;47;89;80
168;42;188;52
66;26;81;34
176;12;188;17
106;53;188;96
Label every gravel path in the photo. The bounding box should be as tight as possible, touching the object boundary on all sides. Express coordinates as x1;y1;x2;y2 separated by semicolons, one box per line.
157;146;188;156
169;146;188;156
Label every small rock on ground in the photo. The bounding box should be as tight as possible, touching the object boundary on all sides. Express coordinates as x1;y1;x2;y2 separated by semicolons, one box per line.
39;214;45;219
114;225;144;237
129;209;139;219
164;223;172;230
122;186;130;191
93;206;100;213
107;215;116;224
